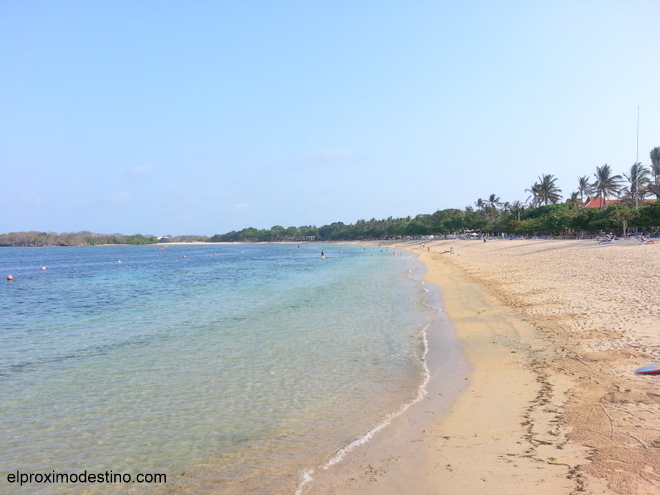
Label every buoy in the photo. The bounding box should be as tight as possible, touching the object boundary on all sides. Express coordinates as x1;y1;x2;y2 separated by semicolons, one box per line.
41;267;47;270
7;275;13;281
118;260;122;263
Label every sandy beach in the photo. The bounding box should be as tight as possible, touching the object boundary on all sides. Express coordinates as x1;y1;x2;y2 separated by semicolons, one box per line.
304;238;659;495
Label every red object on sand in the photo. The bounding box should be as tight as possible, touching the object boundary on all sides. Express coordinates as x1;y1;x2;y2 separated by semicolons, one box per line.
635;363;660;375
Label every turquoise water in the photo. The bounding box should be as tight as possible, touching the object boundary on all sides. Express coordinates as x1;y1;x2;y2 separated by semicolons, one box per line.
0;244;438;494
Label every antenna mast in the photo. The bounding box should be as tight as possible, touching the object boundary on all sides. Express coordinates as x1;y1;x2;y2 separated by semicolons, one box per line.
636;106;640;210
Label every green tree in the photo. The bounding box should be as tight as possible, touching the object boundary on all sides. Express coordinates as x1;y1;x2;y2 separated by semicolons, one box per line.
268;225;285;241
430;209;465;233
318;222;347;240
526;174;562;206
405;220;428;236
650;147;660;185
637;201;660;231
593;164;623;209
463;207;487;231
124;234;158;245
482;193;502;221
284;226;299;239
621;163;651;205
607;204;637;236
577;175;593;203
487;193;501;209
507;201;526;222
567;191;581;206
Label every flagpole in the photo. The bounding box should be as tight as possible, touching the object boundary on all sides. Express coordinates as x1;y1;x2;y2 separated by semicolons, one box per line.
635;106;639;210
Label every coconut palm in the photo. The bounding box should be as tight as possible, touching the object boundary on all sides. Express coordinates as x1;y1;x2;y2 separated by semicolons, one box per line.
526;174;562;206
475;198;486;212
649;147;660;199
525;184;541;207
483;194;502;220
592;164;623;209
487;194;501;210
651;147;660;185
510;201;525;221
577;175;593;203
621;162;651;205
567;191;581;206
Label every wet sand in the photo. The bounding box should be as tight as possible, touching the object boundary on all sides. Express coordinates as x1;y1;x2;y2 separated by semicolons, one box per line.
303;238;659;495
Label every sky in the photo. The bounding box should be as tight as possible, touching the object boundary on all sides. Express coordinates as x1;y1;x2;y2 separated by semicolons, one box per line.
2;0;660;236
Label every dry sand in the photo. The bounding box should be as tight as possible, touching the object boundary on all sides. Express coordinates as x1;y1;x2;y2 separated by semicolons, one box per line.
304;238;659;495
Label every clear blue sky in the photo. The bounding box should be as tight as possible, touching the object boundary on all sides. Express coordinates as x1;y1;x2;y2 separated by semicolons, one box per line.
2;1;659;236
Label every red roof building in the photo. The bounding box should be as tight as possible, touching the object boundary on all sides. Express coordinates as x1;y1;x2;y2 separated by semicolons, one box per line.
583;197;657;209
583;197;619;209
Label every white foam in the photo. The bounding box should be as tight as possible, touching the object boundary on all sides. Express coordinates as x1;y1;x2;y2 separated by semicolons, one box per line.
295;260;437;494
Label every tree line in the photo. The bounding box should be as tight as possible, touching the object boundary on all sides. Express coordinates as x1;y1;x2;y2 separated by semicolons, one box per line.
210;201;659;242
3;147;660;246
0;231;158;247
213;147;660;241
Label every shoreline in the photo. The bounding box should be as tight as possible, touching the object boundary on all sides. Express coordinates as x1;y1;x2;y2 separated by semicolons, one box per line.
296;248;470;494
301;246;471;494
303;238;659;495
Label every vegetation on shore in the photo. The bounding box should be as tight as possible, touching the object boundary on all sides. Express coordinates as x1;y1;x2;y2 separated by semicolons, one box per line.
0;232;158;247
213;149;660;242
211;201;659;242
3;148;660;246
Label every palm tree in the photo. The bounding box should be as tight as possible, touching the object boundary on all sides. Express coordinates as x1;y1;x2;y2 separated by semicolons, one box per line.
483;193;502;221
510;201;525;221
649;147;660;199
526;174;562;206
592;164;623;209
567;191;581;206
525;184;541;207
650;147;660;185
577;175;593;203
622;162;651;205
487;194;501;210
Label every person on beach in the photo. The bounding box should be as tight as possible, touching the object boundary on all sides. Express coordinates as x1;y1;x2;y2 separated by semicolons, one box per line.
450;247;454;255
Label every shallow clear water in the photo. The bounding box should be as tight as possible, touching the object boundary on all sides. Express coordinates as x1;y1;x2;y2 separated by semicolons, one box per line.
0;244;436;494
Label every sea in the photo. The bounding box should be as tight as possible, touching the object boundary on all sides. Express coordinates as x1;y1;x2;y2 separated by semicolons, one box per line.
0;243;446;494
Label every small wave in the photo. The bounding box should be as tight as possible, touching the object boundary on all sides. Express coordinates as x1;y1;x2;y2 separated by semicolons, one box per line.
295;257;437;495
